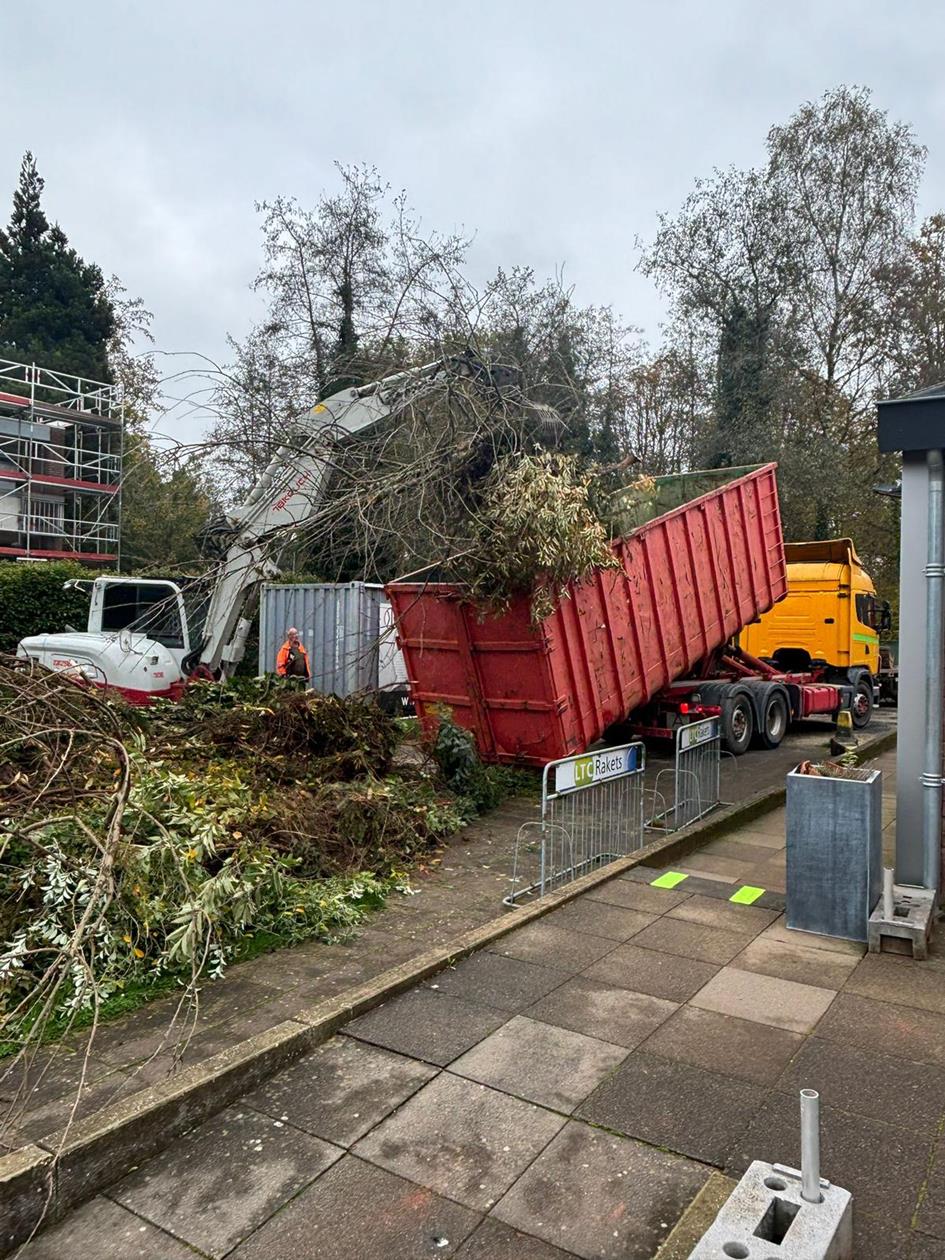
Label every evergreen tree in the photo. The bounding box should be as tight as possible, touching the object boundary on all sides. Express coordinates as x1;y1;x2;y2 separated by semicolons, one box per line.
0;152;115;381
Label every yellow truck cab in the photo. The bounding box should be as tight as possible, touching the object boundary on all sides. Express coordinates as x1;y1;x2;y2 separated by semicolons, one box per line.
739;539;890;727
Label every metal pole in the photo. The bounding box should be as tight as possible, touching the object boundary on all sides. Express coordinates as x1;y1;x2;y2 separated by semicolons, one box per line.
883;867;895;921
922;449;944;896
800;1088;822;1203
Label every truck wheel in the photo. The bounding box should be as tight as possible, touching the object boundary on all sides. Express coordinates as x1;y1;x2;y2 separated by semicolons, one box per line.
756;689;789;750
721;692;754;756
851;676;873;729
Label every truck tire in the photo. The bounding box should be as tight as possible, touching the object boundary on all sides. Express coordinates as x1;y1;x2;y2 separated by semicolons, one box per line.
851;675;874;729
756;688;790;749
720;691;754;756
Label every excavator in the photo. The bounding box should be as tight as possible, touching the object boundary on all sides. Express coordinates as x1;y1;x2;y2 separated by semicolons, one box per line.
17;354;530;701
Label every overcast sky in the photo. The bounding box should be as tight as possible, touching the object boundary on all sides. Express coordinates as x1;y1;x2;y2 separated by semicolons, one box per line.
7;1;945;440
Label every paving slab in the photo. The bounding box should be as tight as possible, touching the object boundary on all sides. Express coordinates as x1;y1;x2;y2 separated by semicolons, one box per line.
492;1118;709;1260
17;1194;202;1259
0;1047;114;1118
700;837;783;864
730;934;861;989
844;951;945;1015
916;1145;945;1240
423;951;569;1012
690;965;837;1033
453;1216;576;1258
585;942;719;1003
542;898;657;941
242;1035;436;1147
525;976;678;1048
651;1172;738;1260
632;916;755;965
674;852;755;881
639;1005;803;1086
488;921;617;974
450;1015;627;1112
228;1154;481;1259
814;991;945;1067
750;863;787;894
909;1228;945;1259
582;879;690;913
346;988;507;1067
352;1072;565;1211
757;915;866;955
576;1050;767;1166
109;1104;342;1258
728;1091;932;1228
776;1035;945;1136
720;827;786;849
664;892;778;935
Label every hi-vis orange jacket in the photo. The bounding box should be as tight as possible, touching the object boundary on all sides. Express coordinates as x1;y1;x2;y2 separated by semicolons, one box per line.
276;640;310;679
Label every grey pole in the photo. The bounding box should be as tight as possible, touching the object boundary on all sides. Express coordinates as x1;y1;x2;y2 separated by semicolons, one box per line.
800;1089;822;1204
922;449;944;897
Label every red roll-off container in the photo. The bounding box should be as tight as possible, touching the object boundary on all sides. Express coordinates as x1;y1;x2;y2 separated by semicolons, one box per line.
386;463;786;766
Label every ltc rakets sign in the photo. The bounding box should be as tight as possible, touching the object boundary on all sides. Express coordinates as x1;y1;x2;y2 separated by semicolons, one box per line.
554;744;641;794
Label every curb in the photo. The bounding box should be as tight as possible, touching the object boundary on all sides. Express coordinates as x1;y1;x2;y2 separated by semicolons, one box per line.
0;726;897;1253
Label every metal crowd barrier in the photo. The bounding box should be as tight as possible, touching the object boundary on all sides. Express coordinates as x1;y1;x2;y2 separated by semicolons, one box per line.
647;716;722;832
504;742;646;906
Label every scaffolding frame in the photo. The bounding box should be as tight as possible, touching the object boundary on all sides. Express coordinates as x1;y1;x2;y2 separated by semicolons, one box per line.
0;359;123;564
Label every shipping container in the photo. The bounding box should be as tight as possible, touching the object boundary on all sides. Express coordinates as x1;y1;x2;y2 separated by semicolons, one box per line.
386;464;787;765
259;581;407;696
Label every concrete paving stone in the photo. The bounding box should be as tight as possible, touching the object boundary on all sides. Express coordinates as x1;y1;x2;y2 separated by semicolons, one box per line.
618;864;659;883
814;992;945;1068
585;942;719;1003
12;1064;147;1146
675;852;754;880
662;873;741;899
525;976;678;1049
701;837;783;864
651;1172;738;1260
0;1046;114;1116
109;1104;342;1258
737;812;786;837
910;1228;945;1259
749;863;787;893
16;1195;202;1260
757;915;867;956
630;916;755;965
721;827;786;849
346;988;507;1067
450;1014;628;1112
731;935;861;989
844;951;945;1016
914;1142;945;1239
492;1118;709;1260
228;1154;481;1259
542;898;657;942
576;1051;768;1167
70;995;211;1066
453;1216;575;1259
727;1091;932;1228
488;920;617;974
352;1072;565;1211
690;965;837;1033
243;1035;437;1147
640;1005;803;1086
776;1035;945;1136
674;862;744;885
665;893;778;935
584;878;690;913
424;951;569;1013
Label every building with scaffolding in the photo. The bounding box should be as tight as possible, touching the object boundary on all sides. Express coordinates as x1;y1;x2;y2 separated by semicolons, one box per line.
0;358;123;565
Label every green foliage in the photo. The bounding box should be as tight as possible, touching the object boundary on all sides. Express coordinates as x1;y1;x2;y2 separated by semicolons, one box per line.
431;714;534;817
0;153;115;381
0;560;94;653
120;427;214;573
450;452;618;620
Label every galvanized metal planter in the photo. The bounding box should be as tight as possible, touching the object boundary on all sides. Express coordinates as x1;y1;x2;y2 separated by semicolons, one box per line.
785;765;882;943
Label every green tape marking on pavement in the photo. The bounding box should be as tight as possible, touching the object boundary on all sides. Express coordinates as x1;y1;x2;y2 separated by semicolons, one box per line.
651;871;689;889
730;885;765;905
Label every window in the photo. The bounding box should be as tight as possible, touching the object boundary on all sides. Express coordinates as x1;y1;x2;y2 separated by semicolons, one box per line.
28;496;64;536
101;583;185;649
855;593;877;629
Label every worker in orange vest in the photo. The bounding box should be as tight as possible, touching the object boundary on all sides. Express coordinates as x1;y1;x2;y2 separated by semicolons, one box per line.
276;627;310;683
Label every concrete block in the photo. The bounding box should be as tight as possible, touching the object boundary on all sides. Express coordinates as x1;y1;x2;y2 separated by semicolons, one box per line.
688;1159;852;1259
867;883;935;959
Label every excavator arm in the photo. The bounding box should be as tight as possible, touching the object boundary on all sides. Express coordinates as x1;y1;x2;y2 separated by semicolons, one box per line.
191;353;505;678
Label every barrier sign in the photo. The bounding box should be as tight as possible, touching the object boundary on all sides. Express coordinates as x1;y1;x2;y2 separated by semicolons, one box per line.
553;743;641;794
678;717;720;752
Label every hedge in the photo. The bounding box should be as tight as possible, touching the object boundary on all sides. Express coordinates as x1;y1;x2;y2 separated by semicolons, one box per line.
0;561;97;654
